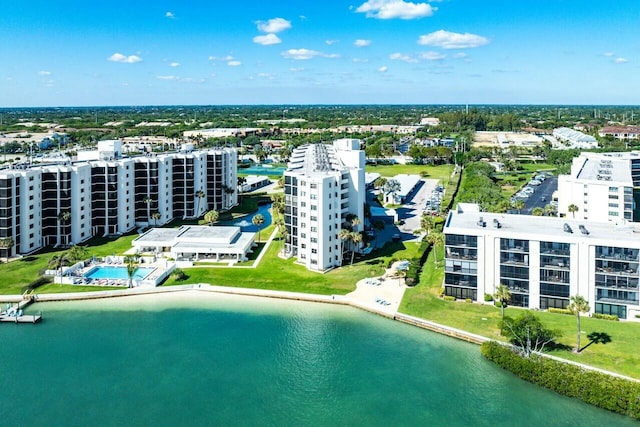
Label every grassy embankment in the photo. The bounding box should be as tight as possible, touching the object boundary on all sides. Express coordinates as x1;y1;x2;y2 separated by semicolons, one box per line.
165;238;420;295
400;249;640;379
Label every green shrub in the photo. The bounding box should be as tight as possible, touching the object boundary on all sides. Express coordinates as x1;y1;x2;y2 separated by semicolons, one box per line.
636;314;640;319
592;313;619;321
439;286;445;297
548;307;572;315
484;293;494;302
443;295;456;301
171;268;188;281
465;298;472;303
387;258;398;269
481;341;640;419
494;301;503;308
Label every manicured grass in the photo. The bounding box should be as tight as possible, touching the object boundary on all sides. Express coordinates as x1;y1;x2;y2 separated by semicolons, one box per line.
366;164;453;181
164;239;421;295
35;284;124;294
0;234;139;295
400;249;640;379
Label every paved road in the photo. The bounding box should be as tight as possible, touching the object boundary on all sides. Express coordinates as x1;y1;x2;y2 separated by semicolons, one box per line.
521;177;558;215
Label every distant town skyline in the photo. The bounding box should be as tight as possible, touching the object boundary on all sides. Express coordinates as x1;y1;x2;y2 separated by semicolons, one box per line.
1;0;639;107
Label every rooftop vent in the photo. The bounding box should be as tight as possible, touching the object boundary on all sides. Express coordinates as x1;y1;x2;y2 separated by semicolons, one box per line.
579;225;590;235
477;217;486;228
563;223;573;234
493;218;501;229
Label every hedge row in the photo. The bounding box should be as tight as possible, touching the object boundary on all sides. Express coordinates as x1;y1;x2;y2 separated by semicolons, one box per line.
21;276;53;294
481;341;640;419
548;307;572;315
592;313;620;321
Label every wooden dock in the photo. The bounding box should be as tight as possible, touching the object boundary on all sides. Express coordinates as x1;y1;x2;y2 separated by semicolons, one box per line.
0;297;42;324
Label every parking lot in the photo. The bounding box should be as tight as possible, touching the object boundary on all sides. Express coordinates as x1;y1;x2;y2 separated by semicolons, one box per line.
511;173;558;215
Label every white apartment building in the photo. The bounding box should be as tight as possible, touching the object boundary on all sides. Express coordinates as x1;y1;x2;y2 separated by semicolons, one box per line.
443;203;640;319
0;142;237;259
557;151;640;222
284;139;365;272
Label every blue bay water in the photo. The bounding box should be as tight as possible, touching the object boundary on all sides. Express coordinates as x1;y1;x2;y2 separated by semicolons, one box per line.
0;293;634;426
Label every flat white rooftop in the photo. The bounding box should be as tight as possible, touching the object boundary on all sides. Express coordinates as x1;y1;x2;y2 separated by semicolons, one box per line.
446;207;640;247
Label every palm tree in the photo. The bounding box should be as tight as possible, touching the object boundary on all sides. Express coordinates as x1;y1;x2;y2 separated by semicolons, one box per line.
0;237;14;263
57;211;71;246
338;228;352;264
252;213;265;241
237;177;247;206
568;203;579;219
427;231;444;268
512;199;525;214
49;251;72;281
204;210;219;226
532;207;544;216
124;255;139;288
350;231;363;265
421;214;435;235
494;284;511;322
194;190;206;218
151;212;161;227
383;179;401;204
350;216;361;232
67;245;89;263
568;295;590;353
142;196;153;222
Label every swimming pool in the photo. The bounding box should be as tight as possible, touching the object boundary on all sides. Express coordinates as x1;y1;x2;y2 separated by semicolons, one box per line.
85;266;154;280
238;165;286;176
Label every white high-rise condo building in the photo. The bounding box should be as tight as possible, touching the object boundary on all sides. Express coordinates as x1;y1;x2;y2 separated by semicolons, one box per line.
443;203;640;320
0;141;237;260
284;139;365;272
557;151;640;222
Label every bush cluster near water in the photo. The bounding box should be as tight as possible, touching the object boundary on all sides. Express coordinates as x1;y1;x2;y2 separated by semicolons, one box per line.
481;341;640;419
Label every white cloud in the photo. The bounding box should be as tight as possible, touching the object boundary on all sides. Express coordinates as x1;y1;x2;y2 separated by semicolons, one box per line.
452;52;467;59
38;70;51;76
325;39;339;45
257;18;291;33
169;62;180;67
603;52;615;57
614;57;629;64
389;52;418;63
354;39;372;47
209;55;234;61
418;30;489;49
289;67;305;72
108;53;143;63
352;58;369;63
378;66;388;72
253;33;282;45
166;11;175;19
281;49;339;60
157;76;205;84
356;0;436;20
157;75;178;80
420;51;446;61
228;60;242;66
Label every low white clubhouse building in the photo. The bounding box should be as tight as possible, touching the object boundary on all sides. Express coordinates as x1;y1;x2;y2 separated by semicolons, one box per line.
443;203;640;320
132;225;256;262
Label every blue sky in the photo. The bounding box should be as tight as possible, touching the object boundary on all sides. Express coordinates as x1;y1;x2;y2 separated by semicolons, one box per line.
1;0;638;106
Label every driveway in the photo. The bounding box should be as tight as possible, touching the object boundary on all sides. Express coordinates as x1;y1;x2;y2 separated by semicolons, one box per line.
521;177;557;215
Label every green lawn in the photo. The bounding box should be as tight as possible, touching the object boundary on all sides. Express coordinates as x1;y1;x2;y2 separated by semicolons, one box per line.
366;164;453;181
0;233;139;295
164;239;421;295
400;249;640;379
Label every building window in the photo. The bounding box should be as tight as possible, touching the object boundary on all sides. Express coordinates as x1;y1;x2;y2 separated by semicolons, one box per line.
311;237;317;243
311;249;317;254
311;205;317;211
310;194;317;200
311;227;317;232
310;184;317;189
310;216;317;221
